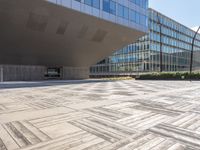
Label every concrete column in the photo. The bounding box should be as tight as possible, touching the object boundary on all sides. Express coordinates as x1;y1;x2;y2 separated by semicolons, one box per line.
0;65;3;82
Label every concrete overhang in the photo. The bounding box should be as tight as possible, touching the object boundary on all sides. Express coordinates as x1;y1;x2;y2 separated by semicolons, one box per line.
0;0;145;67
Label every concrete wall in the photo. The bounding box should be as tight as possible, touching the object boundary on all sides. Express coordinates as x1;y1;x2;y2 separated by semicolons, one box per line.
2;65;46;81
63;67;89;80
0;65;89;81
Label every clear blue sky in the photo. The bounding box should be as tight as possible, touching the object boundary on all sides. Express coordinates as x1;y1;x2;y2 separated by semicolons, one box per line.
149;0;200;30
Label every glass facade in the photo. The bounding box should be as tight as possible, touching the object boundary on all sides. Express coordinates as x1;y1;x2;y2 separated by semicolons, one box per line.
90;8;200;75
47;0;148;32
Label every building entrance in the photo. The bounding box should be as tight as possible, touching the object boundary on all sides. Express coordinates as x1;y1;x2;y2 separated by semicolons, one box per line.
45;67;62;79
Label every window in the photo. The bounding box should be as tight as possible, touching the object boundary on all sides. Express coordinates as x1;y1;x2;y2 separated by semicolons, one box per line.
103;0;116;15
110;1;116;15
84;0;92;6
140;14;146;25
103;0;110;12
130;9;136;22
118;4;124;18
118;4;129;20
124;7;129;19
136;12;140;24
84;0;100;9
93;0;100;9
129;0;142;7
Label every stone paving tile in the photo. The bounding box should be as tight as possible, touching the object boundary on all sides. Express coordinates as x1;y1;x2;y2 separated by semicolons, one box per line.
0;80;200;150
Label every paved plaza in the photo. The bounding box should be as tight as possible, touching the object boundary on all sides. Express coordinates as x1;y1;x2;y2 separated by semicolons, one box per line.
0;80;200;150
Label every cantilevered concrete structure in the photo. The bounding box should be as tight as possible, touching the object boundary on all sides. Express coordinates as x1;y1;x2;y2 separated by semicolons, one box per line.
0;0;148;81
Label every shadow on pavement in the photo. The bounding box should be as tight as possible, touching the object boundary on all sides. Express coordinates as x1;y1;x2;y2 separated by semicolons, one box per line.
0;80;111;89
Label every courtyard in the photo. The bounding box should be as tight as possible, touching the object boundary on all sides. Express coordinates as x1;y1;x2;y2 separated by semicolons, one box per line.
0;80;200;150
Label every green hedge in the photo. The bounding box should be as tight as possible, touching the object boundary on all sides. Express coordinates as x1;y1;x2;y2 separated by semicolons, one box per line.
137;72;200;80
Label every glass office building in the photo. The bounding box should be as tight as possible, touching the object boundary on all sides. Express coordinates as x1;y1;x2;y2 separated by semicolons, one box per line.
90;8;200;76
47;0;148;32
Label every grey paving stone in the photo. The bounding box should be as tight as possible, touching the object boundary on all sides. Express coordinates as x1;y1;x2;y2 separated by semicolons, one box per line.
0;80;200;150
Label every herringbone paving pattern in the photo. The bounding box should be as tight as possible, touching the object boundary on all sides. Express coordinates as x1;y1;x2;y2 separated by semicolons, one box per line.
0;80;200;150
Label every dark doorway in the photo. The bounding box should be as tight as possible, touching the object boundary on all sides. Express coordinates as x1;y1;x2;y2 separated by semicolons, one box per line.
45;67;62;79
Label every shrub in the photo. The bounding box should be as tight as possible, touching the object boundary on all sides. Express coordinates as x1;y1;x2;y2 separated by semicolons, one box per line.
137;72;200;80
